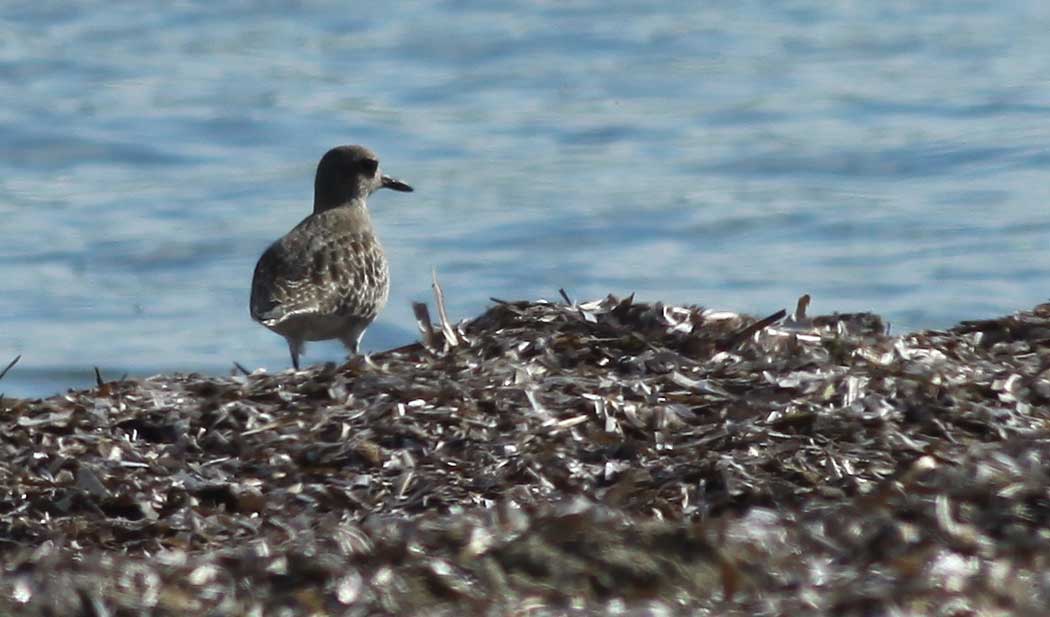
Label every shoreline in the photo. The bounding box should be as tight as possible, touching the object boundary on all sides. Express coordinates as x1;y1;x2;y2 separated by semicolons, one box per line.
2;295;1049;614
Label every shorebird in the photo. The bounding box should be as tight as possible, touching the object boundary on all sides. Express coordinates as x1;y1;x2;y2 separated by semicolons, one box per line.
250;145;413;369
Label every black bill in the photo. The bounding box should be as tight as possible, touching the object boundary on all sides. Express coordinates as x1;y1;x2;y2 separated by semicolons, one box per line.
381;175;413;192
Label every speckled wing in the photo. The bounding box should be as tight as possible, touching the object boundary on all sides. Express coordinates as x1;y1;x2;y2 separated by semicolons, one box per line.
250;211;389;330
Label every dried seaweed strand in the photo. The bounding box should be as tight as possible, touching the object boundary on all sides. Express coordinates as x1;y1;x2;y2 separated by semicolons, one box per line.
718;308;787;350
0;355;20;382
431;268;459;348
412;301;438;351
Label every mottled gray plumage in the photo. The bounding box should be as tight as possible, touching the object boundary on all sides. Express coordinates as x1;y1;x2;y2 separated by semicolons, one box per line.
250;145;413;369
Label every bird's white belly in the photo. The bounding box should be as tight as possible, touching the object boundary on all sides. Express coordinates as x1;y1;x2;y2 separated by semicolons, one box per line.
265;312;372;343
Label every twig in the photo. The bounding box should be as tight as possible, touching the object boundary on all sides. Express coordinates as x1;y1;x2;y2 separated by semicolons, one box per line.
0;355;20;382
375;341;426;358
559;288;574;305
94;366;105;387
719;309;787;351
432;268;459;348
233;361;251;376
412;302;438;350
793;294;811;321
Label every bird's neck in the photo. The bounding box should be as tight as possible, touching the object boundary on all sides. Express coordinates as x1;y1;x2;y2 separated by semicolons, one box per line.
313;195;367;214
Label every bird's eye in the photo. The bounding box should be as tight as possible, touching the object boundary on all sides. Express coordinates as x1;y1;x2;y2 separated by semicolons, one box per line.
361;158;379;175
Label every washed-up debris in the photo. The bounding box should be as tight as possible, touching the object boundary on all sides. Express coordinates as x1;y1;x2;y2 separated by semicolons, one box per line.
2;295;1050;616
0;355;19;383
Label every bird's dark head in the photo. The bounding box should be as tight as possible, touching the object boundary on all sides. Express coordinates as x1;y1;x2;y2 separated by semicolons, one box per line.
314;145;413;212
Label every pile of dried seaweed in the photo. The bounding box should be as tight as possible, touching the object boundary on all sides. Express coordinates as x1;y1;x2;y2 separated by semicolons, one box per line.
2;295;1050;616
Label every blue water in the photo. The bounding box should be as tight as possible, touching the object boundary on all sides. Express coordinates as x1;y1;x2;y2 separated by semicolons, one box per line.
3;2;1050;398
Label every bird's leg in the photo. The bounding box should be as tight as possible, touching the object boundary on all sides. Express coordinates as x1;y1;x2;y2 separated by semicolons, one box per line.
286;338;304;370
339;327;365;358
